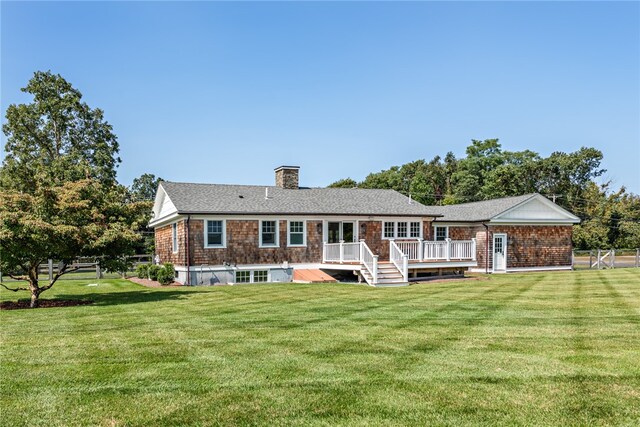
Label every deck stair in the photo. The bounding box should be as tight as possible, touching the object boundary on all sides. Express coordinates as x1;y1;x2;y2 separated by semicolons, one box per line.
361;261;408;287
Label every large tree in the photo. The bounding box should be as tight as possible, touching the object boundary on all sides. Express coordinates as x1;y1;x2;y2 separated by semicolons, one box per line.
131;173;163;201
0;71;147;307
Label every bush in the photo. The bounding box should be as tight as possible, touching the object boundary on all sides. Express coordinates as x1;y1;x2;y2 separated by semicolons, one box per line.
147;264;161;281
163;263;175;279
136;264;149;279
157;264;175;286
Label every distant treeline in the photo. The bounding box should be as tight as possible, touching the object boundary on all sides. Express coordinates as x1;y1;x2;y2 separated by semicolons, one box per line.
328;139;640;250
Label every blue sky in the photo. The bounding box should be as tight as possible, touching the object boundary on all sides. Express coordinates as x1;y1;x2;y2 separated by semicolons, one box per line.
2;1;639;193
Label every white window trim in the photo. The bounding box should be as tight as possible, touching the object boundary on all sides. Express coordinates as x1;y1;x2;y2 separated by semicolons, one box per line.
204;219;227;249
259;220;279;248
234;269;271;284
433;225;449;241
172;222;178;253
382;220;423;240
287;220;307;247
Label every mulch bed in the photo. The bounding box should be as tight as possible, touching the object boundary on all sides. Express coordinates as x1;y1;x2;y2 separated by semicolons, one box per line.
1;299;94;310
127;276;183;288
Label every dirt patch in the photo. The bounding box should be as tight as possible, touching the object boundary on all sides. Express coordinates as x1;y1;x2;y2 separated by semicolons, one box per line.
1;299;94;310
127;277;183;288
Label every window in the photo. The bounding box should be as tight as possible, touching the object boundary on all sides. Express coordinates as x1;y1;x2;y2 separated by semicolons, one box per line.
253;270;268;283
397;222;408;238
410;222;421;238
260;220;278;247
288;221;306;246
383;220;422;239
235;271;250;283
235;270;268;284
205;220;225;247
172;223;178;253
384;222;395;238
435;226;448;241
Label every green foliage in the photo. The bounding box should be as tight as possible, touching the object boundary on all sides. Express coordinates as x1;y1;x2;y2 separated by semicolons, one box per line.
147;265;161;281
156;263;175;285
327;178;358;188
131;173;163;202
136;264;149;279
0;71;146;306
329;138;637;249
1;71;120;193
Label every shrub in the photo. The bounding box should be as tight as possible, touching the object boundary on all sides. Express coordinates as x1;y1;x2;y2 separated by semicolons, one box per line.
147;264;161;281
157;266;175;286
136;264;149;279
163;263;175;279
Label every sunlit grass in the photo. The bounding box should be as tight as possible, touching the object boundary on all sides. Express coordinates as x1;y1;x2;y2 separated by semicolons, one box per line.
1;269;639;426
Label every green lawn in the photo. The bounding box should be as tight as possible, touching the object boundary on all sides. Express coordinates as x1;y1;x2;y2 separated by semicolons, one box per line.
1;270;639;426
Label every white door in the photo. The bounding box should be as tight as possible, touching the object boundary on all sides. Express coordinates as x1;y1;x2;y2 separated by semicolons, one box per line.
493;234;507;271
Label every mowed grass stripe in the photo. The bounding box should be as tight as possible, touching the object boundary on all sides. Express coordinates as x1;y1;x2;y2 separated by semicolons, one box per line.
1;269;640;426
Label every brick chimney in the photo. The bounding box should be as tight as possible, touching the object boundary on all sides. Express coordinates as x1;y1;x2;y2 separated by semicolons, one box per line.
275;166;300;189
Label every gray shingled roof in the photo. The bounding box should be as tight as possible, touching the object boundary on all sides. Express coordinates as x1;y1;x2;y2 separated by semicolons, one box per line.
429;194;537;222
160;182;441;217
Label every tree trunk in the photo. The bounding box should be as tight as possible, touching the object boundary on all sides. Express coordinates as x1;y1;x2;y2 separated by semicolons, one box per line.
28;265;41;308
30;289;40;308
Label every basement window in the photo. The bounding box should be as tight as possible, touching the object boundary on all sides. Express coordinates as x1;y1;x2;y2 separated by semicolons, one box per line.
235;271;250;283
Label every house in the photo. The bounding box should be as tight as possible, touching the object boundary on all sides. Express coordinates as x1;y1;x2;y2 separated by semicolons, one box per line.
150;166;580;286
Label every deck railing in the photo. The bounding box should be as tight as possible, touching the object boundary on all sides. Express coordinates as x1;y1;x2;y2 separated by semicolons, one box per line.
324;239;477;263
322;241;361;263
389;240;409;282
361;241;378;284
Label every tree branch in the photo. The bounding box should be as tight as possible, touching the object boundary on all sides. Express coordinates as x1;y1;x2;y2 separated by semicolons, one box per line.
40;264;81;292
7;273;29;282
0;283;29;292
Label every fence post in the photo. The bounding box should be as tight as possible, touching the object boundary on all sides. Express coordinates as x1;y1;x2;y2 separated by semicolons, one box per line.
48;259;53;282
589;251;593;269
597;249;601;269
611;249;615;269
636;248;639;268
418;238;424;261
445;238;451;261
339;240;344;264
96;263;102;279
571;250;574;270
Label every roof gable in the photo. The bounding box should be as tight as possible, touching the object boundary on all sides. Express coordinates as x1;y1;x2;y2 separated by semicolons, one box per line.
491;194;580;223
151;183;178;224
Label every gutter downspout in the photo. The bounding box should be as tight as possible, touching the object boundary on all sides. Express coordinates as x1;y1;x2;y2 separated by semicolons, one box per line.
482;223;489;274
185;215;191;286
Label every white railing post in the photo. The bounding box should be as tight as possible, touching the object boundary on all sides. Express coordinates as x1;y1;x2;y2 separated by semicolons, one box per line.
322;243;327;263
471;238;477;261
360;239;365;262
373;255;379;284
418;238;424;261
446;238;451;261
339;240;344;264
403;255;409;282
